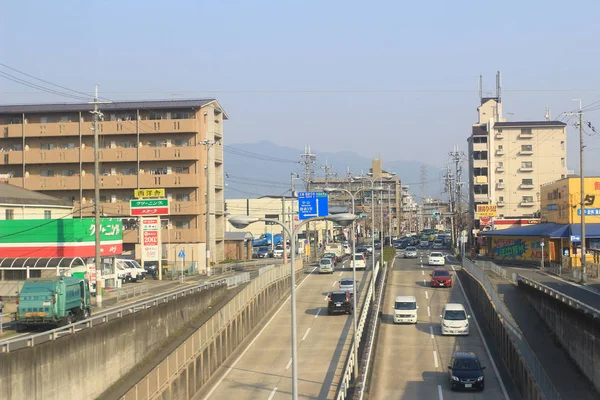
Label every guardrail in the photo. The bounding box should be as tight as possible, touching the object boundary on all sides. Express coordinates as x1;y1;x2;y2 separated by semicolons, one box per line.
463;258;562;400
335;260;380;400
114;283;150;302
0;275;246;353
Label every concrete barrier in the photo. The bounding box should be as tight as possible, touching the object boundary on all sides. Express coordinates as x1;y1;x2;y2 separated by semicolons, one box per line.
519;280;600;393
0;283;228;400
120;259;304;399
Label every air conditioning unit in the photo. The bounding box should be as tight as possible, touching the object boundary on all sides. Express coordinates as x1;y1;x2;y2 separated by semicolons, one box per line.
498;214;504;218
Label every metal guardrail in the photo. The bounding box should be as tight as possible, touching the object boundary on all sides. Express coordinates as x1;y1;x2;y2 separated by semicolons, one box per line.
114;283;150;302
463;258;562;400
336;260;380;400
0;277;231;353
225;272;251;288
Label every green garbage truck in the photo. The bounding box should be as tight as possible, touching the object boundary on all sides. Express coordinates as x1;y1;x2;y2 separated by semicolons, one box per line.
17;276;92;327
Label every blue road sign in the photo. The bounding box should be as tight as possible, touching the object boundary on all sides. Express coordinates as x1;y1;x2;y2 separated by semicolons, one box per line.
178;249;186;258
298;192;329;220
570;235;581;243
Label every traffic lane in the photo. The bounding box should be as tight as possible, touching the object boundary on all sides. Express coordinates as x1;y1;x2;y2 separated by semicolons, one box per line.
203;259;367;399
369;256;442;400
273;262;371;399
507;267;600;310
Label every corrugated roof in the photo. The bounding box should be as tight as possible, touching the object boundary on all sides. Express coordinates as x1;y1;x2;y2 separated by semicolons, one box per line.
0;99;220;115
494;121;566;127
0;183;72;207
480;223;569;238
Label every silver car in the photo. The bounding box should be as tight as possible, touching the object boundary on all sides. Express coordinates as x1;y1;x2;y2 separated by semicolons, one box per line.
404;246;418;258
339;277;356;295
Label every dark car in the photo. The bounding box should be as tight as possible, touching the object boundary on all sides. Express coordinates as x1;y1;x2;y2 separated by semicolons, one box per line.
430;268;453;288
448;351;485;391
322;252;338;266
355;245;368;256
327;291;353;315
256;246;271;258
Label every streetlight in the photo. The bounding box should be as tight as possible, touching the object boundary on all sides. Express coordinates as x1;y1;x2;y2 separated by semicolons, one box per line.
368;172;396;244
229;212;357;400
324;186;380;379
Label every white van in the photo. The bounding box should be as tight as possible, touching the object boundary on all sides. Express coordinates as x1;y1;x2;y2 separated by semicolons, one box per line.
394;295;418;324
352;253;366;270
440;303;470;335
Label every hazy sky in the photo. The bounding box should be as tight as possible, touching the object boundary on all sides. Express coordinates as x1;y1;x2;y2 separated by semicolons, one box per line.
2;0;600;172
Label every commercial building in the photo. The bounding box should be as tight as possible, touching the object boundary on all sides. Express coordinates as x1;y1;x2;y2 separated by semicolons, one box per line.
468;92;567;230
401;185;419;234
0;182;73;220
0;99;227;269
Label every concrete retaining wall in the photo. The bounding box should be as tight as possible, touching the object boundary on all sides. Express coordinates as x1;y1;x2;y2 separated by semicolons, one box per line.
458;270;544;400
519;281;600;392
122;261;304;399
0;284;227;400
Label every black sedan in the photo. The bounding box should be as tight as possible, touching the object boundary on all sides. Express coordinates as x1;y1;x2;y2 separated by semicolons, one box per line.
448;351;485;391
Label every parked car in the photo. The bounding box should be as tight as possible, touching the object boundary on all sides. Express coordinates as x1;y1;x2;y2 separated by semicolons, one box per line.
404;246;418;258
339;277;356;295
393;295;418;324
428;252;446;266
272;245;285;258
448;351;485;391
143;261;158;277
319;257;335;274
118;259;146;282
256;246;271;258
327;290;353;315
440;303;470;336
352;253;367;270
430;268;453;288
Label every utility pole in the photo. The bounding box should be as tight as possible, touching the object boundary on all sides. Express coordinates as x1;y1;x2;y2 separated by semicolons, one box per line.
321;159;337;244
420;165;428;230
449;146;466;251
300;146;317;259
200;139;217;275
89;85;110;303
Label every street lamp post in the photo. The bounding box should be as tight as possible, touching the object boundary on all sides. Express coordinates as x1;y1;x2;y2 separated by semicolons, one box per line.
229;212;356;400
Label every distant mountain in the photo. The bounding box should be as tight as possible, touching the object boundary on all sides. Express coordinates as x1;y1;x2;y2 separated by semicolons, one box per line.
223;141;444;200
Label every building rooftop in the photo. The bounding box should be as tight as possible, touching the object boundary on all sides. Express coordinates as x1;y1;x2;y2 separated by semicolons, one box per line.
0;183;72;207
224;232;254;241
494;121;566;128
0;99;227;118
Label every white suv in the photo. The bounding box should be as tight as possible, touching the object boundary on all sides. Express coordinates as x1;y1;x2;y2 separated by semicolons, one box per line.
352;253;366;270
428;252;445;266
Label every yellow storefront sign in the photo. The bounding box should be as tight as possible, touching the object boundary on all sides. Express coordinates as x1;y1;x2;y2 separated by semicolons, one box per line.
134;189;165;198
477;204;497;217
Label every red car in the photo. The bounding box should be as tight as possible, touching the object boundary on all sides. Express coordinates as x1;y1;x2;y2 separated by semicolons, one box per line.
430;268;452;288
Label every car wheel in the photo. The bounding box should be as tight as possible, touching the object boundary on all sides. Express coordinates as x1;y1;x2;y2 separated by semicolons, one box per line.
83;308;90;320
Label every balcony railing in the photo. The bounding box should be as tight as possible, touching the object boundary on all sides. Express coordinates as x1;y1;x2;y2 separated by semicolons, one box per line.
519;149;534;155
520;167;534;172
520;184;535;189
520;200;535;207
496;165;504;172
497;201;505;207
496;182;505;189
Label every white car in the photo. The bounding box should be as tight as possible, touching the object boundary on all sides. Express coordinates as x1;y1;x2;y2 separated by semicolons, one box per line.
339;277;356;295
272;246;284;258
394;295;418;324
319;258;335;274
440;303;470;335
352;253;366;270
428;252;446;266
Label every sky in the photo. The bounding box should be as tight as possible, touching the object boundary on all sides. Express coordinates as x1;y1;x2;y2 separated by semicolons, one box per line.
2;0;600;173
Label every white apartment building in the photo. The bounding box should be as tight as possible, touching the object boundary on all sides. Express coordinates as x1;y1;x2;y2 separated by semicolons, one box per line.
468;96;567;224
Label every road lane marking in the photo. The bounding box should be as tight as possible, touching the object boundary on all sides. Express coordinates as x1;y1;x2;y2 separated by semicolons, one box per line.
420;264;423;268
452;266;510;400
285;358;292;370
302;328;311;341
425;291;429;300
427;306;431;317
423;279;426;286
332;281;337;287
421;270;424;276
204;266;317;399
314;308;321;318
437;384;443;400
429;325;434;339
433;350;439;368
268;387;278;400
339;271;343;276
324;295;328;301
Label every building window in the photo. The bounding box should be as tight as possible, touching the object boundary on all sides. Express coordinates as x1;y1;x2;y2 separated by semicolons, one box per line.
175;221;190;229
498;196;504;201
473;151;488;160
44;210;52;219
474;167;488;176
561;158;565;168
173;139;189;147
5;209;14;220
122;168;137;176
41;143;55;150
473;136;488;143
561;141;565;150
522;179;533;185
498;162;504;168
497;129;503;133
61;170;75;177
175;167;189;174
522;196;534;203
521;144;533;152
521;128;533;135
41;170;54;177
149;113;164;120
521;161;533;169
474;185;488;195
175;193;190;201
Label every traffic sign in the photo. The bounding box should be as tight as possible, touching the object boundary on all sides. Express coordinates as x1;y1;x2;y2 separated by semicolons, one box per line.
130;199;169;216
570;235;581;243
298;192;329;220
178;249;185;258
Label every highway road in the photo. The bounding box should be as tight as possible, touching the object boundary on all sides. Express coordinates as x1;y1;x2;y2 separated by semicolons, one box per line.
369;250;513;400
200;256;372;400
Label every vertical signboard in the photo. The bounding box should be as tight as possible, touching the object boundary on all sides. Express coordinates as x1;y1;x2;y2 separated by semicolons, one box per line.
141;217;161;261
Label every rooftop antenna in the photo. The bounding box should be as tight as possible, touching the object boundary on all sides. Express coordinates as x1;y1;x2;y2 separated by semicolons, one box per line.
545;107;551;121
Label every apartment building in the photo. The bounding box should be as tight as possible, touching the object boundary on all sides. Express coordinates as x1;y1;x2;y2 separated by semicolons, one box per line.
0;99;227;267
468;96;567;227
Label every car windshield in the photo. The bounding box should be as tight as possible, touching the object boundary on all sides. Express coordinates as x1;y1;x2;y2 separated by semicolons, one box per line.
330;293;346;302
453;358;481;371
430;253;443;257
433;270;450;277
340;279;353;286
405;247;416;251
444;310;467;320
395;301;416;310
353;255;363;260
320;259;331;264
324;253;335;258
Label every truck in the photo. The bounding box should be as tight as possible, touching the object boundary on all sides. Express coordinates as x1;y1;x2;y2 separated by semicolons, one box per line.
325;243;345;260
17;276;92;327
252;233;283;247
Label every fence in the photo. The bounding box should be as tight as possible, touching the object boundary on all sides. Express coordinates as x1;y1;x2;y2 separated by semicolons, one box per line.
121;259;303;399
462;258;561;400
115;284;150;302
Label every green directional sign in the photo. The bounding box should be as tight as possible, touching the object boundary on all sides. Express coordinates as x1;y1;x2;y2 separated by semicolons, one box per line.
130;199;169;216
131;199;168;207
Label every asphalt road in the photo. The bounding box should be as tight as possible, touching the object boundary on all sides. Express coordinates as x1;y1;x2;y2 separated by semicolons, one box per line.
199;256;372;400
368;250;514;400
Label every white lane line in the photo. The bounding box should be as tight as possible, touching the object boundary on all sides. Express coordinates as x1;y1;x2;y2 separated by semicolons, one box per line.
268;387;278;400
204;266;317;399
302;328;311;341
433;350;439;368
437;384;443;400
314;308;321;319
332;281;337;287
324;295;328;301
420;264;423;268
452;265;510;400
339;271;343;276
423;279;426;286
429;325;434;339
285;358;293;370
421;270;424;276
427;306;431;317
425;291;429;300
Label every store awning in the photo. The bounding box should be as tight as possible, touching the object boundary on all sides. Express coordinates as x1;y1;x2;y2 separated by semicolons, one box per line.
0;257;86;269
480;223;569;239
570;224;600;238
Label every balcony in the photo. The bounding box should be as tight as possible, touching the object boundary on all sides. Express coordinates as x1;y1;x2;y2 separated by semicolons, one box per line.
519;149;534;155
495;131;503;139
2;151;23;165
496;182;505;190
520;199;535;207
474;194;489;203
473;143;488;151
22;149;91;164
99;174;138;189
21;122;80;138
1;124;22;138
520;167;534;172
495;148;504;156
138;146;200;161
138;173;199;189
99;148;138;162
520;183;535;189
170;200;201;215
16;175;93;191
473;159;488;167
496;165;504;172
497;201;505;207
519;131;534;139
